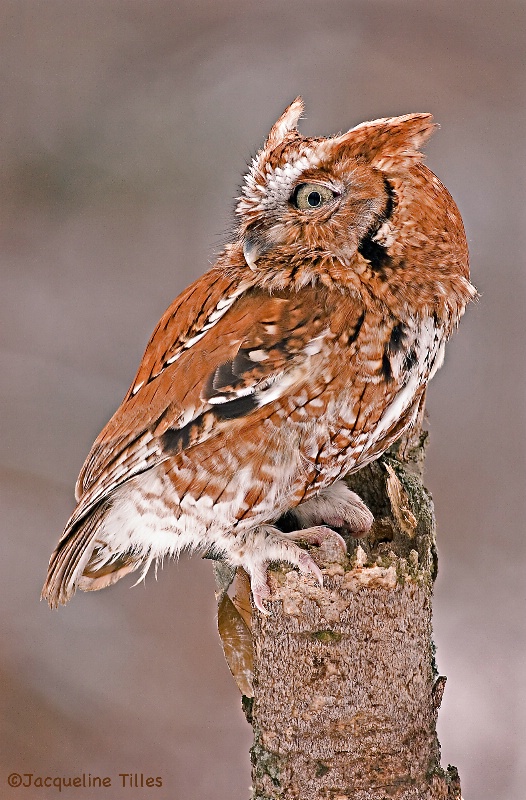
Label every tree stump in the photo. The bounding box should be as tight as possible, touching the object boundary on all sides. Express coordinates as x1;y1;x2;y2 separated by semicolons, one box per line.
215;432;461;800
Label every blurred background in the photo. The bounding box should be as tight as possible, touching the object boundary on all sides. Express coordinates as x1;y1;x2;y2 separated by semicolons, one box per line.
1;1;524;798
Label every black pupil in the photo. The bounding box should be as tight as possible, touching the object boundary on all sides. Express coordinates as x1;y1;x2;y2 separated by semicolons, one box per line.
307;190;321;207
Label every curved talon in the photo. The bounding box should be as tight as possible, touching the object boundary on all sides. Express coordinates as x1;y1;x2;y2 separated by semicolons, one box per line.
281;524;347;554
297;551;324;587
328;530;348;552
250;563;272;614
252;586;272;615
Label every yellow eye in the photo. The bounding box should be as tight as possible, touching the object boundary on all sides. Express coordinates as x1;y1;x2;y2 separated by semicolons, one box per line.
291;183;337;211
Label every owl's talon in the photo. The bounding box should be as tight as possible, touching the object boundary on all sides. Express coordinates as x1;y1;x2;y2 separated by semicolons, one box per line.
249;562;273;614
297;550;324;587
282;524;347;554
251;585;272;615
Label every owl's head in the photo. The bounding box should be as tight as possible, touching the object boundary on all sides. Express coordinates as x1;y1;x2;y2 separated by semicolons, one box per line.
236;97;440;276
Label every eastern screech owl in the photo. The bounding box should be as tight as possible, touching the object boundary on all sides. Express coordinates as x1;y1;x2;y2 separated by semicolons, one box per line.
43;98;475;613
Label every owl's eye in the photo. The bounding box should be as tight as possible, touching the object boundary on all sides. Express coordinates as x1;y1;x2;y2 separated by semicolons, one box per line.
291;183;337;211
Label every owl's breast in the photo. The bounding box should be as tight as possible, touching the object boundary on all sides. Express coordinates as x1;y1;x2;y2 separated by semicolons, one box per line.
289;312;447;497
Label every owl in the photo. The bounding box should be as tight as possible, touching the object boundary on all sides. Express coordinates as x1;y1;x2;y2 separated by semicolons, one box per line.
42;98;475;613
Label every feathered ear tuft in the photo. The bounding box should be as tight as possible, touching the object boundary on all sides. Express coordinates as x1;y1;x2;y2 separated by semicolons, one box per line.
333;113;437;173
265;96;304;149
236;97;306;219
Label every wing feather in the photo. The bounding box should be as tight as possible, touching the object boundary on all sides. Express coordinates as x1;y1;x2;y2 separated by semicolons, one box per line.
72;278;352;529
76;268;248;496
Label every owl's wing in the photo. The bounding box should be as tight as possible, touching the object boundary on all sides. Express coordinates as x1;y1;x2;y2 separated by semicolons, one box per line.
76;266;250;500
69;274;343;530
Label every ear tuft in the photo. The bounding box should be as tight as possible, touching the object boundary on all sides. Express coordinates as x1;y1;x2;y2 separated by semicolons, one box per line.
265;96;305;148
236;97;306;219
335;113;437;172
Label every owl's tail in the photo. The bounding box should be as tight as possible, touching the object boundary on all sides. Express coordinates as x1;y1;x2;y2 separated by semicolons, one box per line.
41;502;142;609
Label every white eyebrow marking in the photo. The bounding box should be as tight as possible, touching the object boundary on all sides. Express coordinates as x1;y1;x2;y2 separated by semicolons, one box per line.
237;146;323;215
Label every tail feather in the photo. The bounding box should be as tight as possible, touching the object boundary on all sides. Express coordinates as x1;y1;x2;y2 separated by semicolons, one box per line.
41;503;140;608
78;553;140;592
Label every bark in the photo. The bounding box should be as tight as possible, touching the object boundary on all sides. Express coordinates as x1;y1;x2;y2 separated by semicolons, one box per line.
214;431;461;799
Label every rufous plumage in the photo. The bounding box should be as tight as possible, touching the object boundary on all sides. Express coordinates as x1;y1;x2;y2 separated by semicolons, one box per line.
43;98;475;613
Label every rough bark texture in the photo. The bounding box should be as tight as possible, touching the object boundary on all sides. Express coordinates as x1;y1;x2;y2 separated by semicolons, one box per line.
246;432;461;800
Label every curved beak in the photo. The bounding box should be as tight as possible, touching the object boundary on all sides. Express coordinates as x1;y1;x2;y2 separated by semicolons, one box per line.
243;235;261;271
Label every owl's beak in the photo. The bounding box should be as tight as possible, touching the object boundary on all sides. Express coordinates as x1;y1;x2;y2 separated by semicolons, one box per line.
243;235;261;271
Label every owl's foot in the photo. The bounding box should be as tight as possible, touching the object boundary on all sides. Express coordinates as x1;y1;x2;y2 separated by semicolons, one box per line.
231;524;331;615
288;480;373;537
280;524;347;554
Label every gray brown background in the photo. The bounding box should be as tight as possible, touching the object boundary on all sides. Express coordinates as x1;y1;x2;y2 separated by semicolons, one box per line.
1;1;524;798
